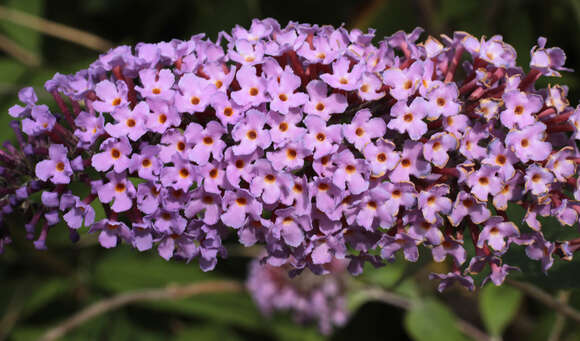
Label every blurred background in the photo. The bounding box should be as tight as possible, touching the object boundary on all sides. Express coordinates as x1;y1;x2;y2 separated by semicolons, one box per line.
2;0;580;340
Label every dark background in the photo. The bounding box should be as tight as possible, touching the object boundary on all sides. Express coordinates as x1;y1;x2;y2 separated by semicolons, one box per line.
2;0;580;340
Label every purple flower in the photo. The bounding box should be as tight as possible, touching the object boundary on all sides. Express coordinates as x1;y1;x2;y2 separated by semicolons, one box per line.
160;154;196;191
429;271;475;292
74;111;105;148
147;99;181;134
343;109;386;150
93;80;128;113
331;149;369;195
249;159;292;205
105;101;149;141
422;132;457;168
390;141;431;182
387;97;428;140
405;211;444;245
185;121;226;165
303;80;348;120
97;171;136;212
185;189;221;225
129;144;161;181
466;165;502;201
379;233;419;262
500;90;543;129
9;86;37;118
211;91;245;126
267;66;309;114
505;122;552;162
382;62;423;100
449;191;491;226
432;238;466;265
35;144;73;184
62;194;96;229
477;216;519;252
481;139;518;181
232;109;271;155
267;111;306;147
89;219;132;248
91;137;132;173
21;105;56;136
135;68;175;101
221;189;263;229
303;115;342;158
320;56;364;91
363;139;400;177
530;37;571;77
425;83;461;119
417;184;452;224
271;208;309;247
524;165;554;196
175;72;215;114
231;65;268;106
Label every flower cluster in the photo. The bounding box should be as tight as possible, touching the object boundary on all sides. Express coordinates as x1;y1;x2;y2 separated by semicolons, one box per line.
247;256;349;334
1;18;579;289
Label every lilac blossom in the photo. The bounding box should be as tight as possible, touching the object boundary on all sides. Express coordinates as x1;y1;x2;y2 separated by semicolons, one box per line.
35;144;73;184
2;19;579;288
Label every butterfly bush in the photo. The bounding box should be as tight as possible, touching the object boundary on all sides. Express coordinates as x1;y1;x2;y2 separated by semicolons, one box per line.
1;18;580;291
247;256;349;334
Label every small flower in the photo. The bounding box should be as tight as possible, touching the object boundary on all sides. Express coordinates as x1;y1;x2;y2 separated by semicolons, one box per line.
303;80;348;120
343;109;386;150
92;80;128;113
91;137;132;173
417;184;452;224
232;109;271;155
267;66;309;114
477;216;519;252
89;219;132;248
97;171;136;212
500;90;543;129
135;68;175;101
231;65;268;106
185;121;227;165
105;101;149;141
505;122;552;162
523;164;553;197
320;56;364;91
35;144;73;184
221;189;263;229
303;115;342;158
387;97;428;141
363;139;400;177
466;165;502;201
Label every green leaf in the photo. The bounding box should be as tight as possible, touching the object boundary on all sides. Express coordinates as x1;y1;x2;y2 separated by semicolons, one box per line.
175;325;243;341
404;298;469;341
94;249;263;329
1;0;45;55
21;278;69;317
479;283;522;336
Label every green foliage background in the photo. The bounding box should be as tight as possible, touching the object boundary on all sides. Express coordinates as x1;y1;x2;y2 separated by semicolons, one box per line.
2;0;580;340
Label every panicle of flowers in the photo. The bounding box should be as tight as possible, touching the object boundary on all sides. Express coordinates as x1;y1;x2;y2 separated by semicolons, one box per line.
1;18;580;291
247;255;349;334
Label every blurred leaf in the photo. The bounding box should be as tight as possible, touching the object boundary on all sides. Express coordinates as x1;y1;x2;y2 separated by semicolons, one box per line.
270;319;325;341
439;0;479;21
175;325;243;341
0;0;45;54
21;278;69;317
404;298;469;341
361;261;404;288
95;249;263;329
479;284;522;337
10;327;45;341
